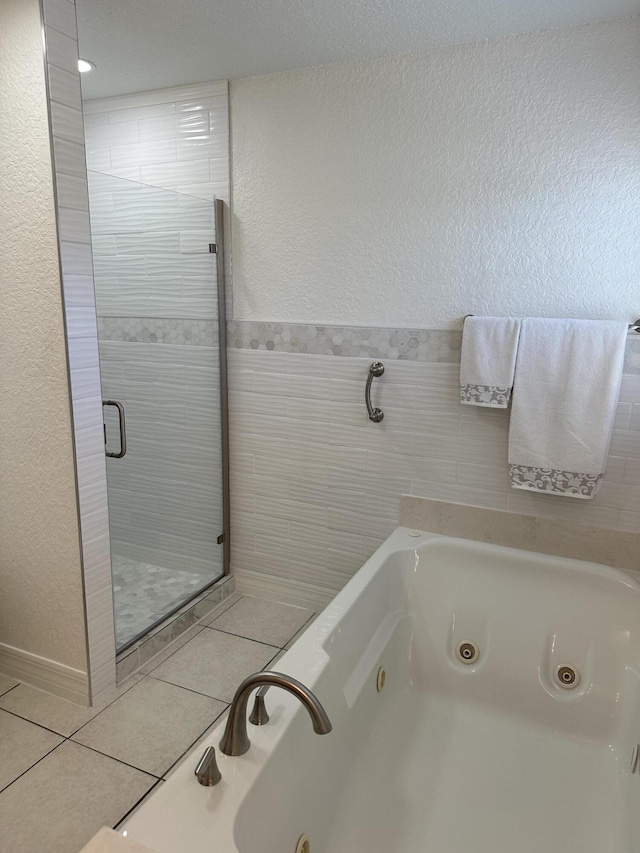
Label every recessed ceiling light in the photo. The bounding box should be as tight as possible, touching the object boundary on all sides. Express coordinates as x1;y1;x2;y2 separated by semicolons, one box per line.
78;59;95;73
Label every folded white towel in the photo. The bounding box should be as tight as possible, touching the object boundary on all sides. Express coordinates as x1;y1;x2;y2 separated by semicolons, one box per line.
508;318;627;499
460;316;522;407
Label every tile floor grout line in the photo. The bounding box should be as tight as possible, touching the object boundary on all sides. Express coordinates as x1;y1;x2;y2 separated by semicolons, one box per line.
0;683;19;700
283;613;317;647
133;590;241;664
66;674;148;738
0;673;146;740
67;738;163;780
207;595;244;620
146;672;234;704
0;738;65;796
0;594;322;849
134;598;246;676
201;624;284;649
134;625;208;677
265;653;286;669
113;777;164;831
160;705;231;780
0;705;70;739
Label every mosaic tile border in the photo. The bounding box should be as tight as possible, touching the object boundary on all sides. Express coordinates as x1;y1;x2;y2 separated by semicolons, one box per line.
228;320;462;362
98;317;218;347
229;320;640;372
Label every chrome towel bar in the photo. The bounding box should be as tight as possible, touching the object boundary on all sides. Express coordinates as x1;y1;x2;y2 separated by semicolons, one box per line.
365;362;384;423
464;315;640;333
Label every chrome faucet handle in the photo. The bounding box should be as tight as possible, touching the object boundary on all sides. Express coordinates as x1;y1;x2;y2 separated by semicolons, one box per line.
249;685;270;726
194;746;222;786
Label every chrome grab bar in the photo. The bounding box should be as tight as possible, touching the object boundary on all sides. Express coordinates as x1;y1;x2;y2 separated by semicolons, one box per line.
102;400;127;458
365;361;384;423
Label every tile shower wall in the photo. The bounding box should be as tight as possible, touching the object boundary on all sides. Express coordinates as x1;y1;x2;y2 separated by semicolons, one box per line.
83;83;229;575
41;0;116;700
229;336;640;596
99;338;222;574
83;82;229;202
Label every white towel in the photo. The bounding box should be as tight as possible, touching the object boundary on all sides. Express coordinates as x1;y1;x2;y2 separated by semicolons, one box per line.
460;316;522;407
508;318;627;499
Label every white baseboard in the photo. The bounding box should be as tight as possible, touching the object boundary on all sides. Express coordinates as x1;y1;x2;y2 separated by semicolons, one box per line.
233;569;336;612
0;642;89;705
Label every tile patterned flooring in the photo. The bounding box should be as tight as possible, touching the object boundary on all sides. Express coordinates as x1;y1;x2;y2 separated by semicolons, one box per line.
0;595;315;853
112;556;216;649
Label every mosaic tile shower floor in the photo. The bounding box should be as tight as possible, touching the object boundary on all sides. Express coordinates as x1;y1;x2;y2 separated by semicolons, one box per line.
112;556;214;649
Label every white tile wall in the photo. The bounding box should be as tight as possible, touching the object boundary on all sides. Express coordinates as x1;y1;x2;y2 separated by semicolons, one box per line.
82;83;229;203
87;175;217;320
42;0;116;701
99;340;224;576
83;84;230;586
229;349;640;595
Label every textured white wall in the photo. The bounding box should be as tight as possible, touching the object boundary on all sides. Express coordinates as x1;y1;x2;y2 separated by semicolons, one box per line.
230;18;640;327
0;0;87;671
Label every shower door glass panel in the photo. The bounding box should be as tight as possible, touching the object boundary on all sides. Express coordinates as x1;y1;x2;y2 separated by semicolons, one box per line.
88;171;224;650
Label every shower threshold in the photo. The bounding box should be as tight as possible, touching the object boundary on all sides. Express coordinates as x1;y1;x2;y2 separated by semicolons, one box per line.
112;555;225;652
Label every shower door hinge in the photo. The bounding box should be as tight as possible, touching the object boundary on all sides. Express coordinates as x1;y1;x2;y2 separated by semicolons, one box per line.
209;243;218;254
217;533;225;545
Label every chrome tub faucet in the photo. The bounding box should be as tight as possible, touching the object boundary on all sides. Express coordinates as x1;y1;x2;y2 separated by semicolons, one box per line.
219;671;332;756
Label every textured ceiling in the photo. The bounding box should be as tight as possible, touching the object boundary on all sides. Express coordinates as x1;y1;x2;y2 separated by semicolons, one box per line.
76;0;640;99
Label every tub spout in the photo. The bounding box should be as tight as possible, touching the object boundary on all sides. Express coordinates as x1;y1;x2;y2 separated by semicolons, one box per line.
219;671;332;756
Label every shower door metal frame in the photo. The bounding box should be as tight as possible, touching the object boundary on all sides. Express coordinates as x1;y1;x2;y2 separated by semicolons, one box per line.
214;198;231;576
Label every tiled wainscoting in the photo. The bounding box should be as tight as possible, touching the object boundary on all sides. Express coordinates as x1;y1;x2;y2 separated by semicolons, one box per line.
228;339;640;599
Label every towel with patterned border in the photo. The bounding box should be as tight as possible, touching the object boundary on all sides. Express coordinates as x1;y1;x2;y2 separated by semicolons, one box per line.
508;318;627;499
460;316;522;408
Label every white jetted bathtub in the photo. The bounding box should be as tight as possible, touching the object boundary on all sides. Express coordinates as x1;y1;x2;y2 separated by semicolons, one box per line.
123;528;640;852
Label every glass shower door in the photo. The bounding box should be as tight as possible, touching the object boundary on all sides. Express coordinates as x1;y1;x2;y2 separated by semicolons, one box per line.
88;171;226;650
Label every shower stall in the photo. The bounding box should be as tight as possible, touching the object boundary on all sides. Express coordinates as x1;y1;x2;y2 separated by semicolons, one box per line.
87;170;229;650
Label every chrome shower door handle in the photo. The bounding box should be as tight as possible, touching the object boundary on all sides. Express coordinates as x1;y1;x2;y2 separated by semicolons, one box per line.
102;400;127;458
365;361;384;422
